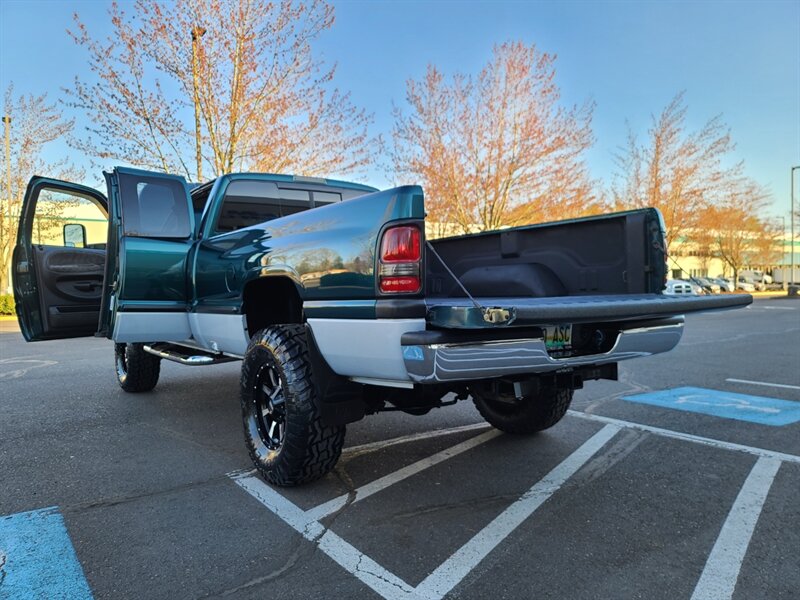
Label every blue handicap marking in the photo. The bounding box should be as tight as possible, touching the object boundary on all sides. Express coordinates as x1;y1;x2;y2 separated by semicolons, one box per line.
622;386;800;426
0;506;93;599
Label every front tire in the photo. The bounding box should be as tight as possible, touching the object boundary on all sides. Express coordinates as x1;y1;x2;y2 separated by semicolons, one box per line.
472;385;573;434
241;325;345;487
115;343;161;392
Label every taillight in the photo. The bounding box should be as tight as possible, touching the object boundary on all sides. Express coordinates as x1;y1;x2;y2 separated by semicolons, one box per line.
381;226;420;262
379;225;421;293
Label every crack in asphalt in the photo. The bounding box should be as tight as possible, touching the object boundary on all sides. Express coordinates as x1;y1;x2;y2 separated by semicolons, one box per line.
388;493;518;521
204;465;359;598
201;539;310;598
62;473;232;513
327;461;358;519
352;552;416;597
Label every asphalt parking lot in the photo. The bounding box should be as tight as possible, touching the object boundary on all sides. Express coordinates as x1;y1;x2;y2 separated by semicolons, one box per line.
1;296;799;600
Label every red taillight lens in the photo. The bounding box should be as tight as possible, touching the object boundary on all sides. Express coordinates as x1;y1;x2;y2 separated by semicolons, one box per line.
379;225;422;293
381;226;420;262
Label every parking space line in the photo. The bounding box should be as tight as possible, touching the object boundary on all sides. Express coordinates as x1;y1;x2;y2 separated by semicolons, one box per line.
415;424;621;599
233;475;417;599
233;424;621;600
725;378;800;391
342;422;491;459
307;429;502;521
233;412;796;599
567;411;800;464
690;457;782;600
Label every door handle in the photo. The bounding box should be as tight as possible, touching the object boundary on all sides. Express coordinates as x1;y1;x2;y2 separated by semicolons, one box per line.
75;283;101;292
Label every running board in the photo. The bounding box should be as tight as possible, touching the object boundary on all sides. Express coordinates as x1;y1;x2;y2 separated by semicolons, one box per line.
143;343;237;366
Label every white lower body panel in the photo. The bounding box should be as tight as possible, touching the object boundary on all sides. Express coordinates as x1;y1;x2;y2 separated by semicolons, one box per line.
307;318;425;381
188;313;249;356
112;312;192;343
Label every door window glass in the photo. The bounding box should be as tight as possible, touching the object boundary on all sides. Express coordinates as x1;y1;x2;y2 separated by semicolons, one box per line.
118;173;192;238
32;189;108;248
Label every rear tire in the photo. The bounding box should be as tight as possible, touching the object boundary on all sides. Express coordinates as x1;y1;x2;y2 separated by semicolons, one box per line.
241;324;345;487
115;343;161;392
472;385;573;434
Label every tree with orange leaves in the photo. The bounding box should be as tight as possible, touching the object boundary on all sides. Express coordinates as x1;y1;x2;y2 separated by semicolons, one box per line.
708;179;780;283
391;42;596;236
612;92;747;249
67;0;375;181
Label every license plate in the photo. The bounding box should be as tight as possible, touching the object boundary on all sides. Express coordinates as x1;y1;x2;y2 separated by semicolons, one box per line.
544;324;572;351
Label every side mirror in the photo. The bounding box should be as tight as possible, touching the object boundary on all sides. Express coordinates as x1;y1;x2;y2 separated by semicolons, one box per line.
64;223;86;248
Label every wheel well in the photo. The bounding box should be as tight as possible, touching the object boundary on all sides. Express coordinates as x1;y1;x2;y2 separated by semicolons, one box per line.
242;277;303;336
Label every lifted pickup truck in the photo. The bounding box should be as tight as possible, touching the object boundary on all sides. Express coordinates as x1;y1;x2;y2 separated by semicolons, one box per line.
13;168;751;486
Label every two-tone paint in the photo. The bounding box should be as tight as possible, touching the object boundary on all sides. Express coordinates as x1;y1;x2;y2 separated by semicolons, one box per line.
14;168;425;360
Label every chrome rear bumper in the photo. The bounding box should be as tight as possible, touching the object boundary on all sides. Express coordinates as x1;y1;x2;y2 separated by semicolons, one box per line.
402;321;684;383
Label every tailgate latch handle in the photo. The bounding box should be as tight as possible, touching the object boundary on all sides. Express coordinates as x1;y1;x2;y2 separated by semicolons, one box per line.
482;307;515;325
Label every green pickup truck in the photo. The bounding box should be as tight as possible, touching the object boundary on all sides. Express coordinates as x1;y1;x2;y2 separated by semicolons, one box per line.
13;168;751;486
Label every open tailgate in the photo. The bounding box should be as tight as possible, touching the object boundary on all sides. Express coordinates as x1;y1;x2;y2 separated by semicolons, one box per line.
425;293;753;329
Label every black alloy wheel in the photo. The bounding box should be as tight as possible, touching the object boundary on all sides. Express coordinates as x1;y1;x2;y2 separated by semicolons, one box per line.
253;358;287;452
241;324;346;486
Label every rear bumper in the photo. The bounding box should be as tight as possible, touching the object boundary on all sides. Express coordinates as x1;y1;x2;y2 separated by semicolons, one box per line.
401;320;684;383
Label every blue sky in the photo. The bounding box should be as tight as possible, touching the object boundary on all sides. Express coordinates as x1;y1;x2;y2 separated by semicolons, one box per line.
1;0;798;217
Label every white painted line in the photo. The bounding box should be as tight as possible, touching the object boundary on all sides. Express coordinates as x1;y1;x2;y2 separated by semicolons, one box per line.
725;378;800;391
233;473;321;537
690;457;781;600
234;475;418;599
342;422;491;458
761;306;795;310
235;424;620;600
414;424;621;600
317;529;419;599
567;411;800;464
307;429;502;521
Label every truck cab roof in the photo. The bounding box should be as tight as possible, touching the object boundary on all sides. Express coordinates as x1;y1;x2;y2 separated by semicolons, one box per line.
189;172;379;232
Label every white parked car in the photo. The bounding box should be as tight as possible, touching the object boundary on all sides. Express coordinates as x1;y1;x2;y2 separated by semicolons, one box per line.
711;277;734;292
740;270;772;286
736;277;757;292
664;279;700;295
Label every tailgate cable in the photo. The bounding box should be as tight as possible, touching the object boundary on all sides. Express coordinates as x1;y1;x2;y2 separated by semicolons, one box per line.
425;241;483;310
425;241;513;324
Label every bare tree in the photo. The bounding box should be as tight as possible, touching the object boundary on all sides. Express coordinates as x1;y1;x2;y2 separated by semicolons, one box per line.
612;92;742;248
392;42;596;235
0;86;82;294
68;0;375;180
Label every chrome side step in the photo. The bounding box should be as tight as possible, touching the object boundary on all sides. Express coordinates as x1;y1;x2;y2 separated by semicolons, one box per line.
143;343;237;366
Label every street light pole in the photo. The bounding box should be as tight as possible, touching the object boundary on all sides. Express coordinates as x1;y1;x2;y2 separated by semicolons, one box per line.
792;166;799;286
1;115;10;295
782;215;787;291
